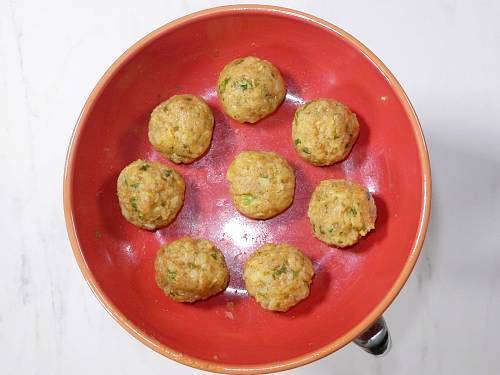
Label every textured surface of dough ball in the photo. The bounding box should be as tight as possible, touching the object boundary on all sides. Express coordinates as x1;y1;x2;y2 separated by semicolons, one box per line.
292;99;359;166
308;179;376;247
244;243;314;312
148;94;214;163
117;160;185;230
226;151;295;219
217;56;286;123
155;237;229;302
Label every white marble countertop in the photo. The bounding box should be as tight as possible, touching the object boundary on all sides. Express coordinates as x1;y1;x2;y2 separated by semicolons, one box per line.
1;0;499;373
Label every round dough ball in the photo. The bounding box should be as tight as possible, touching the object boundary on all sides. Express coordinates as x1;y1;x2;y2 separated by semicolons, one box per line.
154;237;229;302
117;160;185;230
217;56;286;123
226;151;295;219
148;94;214;163
308;179;377;247
243;243;314;312
292;99;360;166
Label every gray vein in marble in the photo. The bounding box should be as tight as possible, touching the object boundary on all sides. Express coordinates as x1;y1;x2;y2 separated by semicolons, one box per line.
417;249;433;291
19;253;31;304
8;0;37;119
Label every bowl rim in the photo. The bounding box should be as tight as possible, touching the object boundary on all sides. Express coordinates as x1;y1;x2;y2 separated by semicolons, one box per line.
63;4;431;374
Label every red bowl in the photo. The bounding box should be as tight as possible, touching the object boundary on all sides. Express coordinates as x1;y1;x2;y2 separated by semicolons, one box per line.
64;5;431;374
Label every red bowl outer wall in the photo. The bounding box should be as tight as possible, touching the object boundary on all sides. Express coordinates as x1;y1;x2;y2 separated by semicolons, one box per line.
64;5;431;374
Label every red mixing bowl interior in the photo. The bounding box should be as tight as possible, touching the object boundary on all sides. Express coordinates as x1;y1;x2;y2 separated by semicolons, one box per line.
70;10;424;366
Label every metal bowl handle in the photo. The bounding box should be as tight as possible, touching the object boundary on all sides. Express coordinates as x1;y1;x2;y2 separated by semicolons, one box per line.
354;316;392;356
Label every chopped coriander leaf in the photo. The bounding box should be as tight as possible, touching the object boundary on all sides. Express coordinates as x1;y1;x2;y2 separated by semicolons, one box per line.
219;77;230;93
167;269;177;280
211;253;218;260
242;194;254;205
161;169;172;180
351;207;357;215
260;174;269;178
273;264;287;278
302;147;311;154
234;59;244;65
130;182;140;188
130;197;138;210
294;138;301;145
238;79;253;91
328;226;334;233
139;164;150;171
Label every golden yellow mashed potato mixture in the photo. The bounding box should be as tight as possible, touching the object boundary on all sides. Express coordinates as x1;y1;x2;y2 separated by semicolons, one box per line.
117;160;185;230
292;99;359;166
308;179;377;247
226;151;295;219
244;243;314;312
217;56;286;123
148;94;214;164
155;237;229;303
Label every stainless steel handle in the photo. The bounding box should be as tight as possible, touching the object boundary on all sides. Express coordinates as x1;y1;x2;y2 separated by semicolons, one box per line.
354;316;391;356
